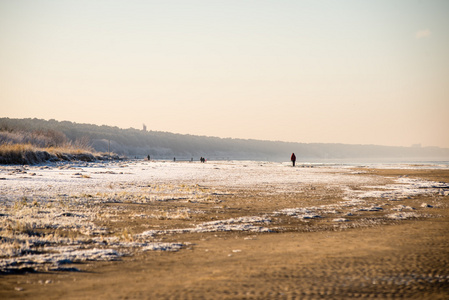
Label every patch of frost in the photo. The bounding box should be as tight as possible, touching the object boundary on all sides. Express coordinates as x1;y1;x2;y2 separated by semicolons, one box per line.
387;212;420;220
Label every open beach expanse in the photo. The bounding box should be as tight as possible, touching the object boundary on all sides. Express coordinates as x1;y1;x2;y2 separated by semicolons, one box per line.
1;160;448;299
3;1;449;298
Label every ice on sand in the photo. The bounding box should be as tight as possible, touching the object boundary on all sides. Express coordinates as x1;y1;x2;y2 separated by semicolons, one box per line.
1;160;447;272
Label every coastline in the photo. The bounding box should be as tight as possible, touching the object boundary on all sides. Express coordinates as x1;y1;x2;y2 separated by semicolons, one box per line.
1;161;448;299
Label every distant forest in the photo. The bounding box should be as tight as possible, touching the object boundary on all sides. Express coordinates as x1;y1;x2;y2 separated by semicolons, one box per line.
1;117;449;162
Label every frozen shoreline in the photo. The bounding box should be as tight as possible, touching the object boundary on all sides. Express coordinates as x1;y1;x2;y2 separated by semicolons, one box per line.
1;160;448;273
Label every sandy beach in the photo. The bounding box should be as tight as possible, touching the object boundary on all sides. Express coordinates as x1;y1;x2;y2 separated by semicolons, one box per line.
1;161;448;299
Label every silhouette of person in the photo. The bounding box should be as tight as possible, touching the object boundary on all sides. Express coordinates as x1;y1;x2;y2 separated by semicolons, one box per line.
291;153;296;167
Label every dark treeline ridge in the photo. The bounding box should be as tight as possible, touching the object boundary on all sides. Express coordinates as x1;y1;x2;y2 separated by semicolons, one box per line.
1;117;449;162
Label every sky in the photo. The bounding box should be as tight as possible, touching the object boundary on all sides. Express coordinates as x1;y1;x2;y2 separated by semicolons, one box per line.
1;0;448;148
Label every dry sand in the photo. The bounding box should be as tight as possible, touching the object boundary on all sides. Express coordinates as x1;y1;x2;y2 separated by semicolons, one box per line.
1;167;448;299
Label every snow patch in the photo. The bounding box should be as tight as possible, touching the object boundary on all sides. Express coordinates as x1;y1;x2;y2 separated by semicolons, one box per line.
140;216;272;237
333;218;349;222
142;243;184;252
387;212;420;220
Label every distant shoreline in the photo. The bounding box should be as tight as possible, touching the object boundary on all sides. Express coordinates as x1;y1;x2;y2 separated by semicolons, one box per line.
2;117;449;162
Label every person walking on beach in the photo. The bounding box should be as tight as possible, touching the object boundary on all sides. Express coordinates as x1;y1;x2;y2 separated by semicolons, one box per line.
291;153;296;167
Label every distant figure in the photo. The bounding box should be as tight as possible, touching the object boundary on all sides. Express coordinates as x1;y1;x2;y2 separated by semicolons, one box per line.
200;157;204;163
173;157;176;162
291;153;296;167
147;155;150;161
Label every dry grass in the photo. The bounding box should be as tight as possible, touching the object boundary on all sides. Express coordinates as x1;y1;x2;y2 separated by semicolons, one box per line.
0;143;37;164
150;209;192;220
0;143;88;156
0;128;102;164
0;143;98;164
0;143;34;156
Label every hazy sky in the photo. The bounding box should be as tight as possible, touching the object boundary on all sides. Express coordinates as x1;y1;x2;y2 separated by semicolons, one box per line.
1;1;448;148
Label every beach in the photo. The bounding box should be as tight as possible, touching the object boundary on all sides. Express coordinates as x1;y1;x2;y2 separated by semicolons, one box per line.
1;161;448;299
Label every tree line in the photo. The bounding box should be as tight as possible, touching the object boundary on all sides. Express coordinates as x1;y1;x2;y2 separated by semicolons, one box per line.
1;117;448;162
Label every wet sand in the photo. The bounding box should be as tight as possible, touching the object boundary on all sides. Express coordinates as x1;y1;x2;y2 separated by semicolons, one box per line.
1;166;448;299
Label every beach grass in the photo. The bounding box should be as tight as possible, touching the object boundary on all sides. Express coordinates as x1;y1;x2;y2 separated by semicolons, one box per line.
0;143;99;164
